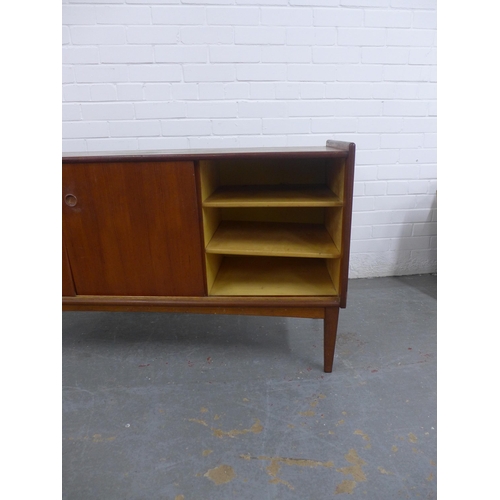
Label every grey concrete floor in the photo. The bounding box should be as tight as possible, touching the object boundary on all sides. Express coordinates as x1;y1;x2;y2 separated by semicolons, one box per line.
62;275;436;499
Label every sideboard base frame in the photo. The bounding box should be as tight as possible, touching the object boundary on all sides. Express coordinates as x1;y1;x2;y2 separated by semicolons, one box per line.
63;298;340;373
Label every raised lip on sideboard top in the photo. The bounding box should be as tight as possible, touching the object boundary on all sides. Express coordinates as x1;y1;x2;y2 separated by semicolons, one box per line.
62;145;352;163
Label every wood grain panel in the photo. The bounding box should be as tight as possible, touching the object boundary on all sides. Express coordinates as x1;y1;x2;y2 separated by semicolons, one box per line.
63;294;340;308
339;143;356;308
63;146;349;164
324;306;340;373
62;303;324;319
62;237;76;296
62;161;205;296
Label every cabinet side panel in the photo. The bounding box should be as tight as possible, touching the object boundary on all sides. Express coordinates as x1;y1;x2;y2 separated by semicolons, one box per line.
62;161;205;297
339;144;356;308
325;207;343;251
326;158;345;200
199;160;219;202
62;237;76;297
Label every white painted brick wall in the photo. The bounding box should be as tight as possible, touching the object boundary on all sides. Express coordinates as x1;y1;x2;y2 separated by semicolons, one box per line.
62;0;437;279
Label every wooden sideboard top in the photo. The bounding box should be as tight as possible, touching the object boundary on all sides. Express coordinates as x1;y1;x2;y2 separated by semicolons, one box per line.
62;145;352;163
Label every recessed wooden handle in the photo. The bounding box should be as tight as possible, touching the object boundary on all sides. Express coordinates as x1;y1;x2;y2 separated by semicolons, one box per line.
65;194;77;207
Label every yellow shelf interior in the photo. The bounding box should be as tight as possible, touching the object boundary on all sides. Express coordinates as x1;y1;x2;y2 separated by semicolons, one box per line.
203;184;342;208
200;156;345;297
209;256;338;296
206;220;340;259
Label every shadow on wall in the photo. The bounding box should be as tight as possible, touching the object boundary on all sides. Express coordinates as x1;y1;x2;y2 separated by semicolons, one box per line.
349;192;437;279
392;191;437;276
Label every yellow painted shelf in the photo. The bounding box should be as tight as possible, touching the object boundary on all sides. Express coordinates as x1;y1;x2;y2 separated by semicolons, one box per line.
209;256;338;296
206;221;340;259
203;184;342;207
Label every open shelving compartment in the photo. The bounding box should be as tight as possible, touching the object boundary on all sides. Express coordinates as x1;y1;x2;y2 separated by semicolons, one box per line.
199;155;345;296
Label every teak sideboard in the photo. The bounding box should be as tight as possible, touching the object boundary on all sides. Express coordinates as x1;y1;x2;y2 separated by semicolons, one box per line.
62;140;355;372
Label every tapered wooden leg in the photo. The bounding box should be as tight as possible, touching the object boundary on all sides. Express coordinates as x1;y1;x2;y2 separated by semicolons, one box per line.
324;306;340;373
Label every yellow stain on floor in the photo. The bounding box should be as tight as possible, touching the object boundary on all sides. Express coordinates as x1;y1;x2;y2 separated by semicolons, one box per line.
204;465;236;485
354;430;372;449
408;433;418;443
335;449;367;495
240;454;334;491
212;419;263;438
92;434;116;443
378;466;392;475
188;418;208;427
335;479;356;494
188;417;263;439
266;459;295;490
67;434;116;443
